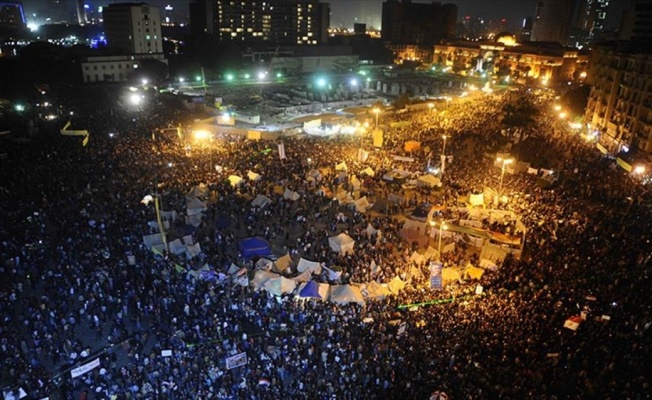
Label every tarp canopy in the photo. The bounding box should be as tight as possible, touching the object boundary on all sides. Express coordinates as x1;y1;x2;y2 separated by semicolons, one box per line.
383;169;411;182
228;175;244;187
185;243;202;259
297;258;322;274
417;174;441;188
247;170;262;181
387;276;406;294
328;233;355;254
168;239;186;255
360;167;375;177
143;233;164;249
354;197;370;213
480;243;508;263
255;258;273;270
409;251;426;264
292;269;312;282
274;254;293;273
186;197;208;216
251;194;272;208
404;140;421;152
297;281;330;299
263;276;297;296
442;267;462;282
464;265;485;280
186;183;209;200
298;280;322;299
365;223;380;237
329;284;365;305
364;281;391;300
238;237;272;259
410;203;433;221
252;270;280;288
283;188;300;201
423;246;438;260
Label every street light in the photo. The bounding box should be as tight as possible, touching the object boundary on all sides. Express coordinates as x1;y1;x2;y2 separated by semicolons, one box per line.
372;108;380;129
431;220;448;258
141;194;168;253
633;165;646;175
497;157;513;195
441;134;448;175
428;103;435;113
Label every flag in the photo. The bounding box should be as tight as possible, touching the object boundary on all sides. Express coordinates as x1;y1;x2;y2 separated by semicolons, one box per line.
82;134;89;147
563;315;582;331
278;142;286;160
174;263;185;274
372;129;383;148
358;148;368;162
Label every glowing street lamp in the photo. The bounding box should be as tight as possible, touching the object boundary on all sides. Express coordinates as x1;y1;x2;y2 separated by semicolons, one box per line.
633;165;646;175
129;93;143;105
554;105;562;111
497;157;513;195
441;134;448;174
372;107;380;129
226;73;234;82
559;112;567;119
316;77;327;88
350;78;358;87
428;103;435;113
430;220;449;258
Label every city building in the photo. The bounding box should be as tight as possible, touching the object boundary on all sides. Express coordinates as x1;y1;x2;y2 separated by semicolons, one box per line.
0;1;26;39
433;37;589;83
197;0;329;45
531;0;575;45
189;0;214;36
75;0;87;25
620;0;652;41
381;0;457;45
103;3;163;54
82;3;167;83
584;41;652;154
387;44;433;65
242;45;358;75
568;0;610;48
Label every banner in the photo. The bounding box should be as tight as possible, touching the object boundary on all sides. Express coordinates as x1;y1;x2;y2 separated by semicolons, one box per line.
596;143;608;154
616;157;632;172
70;358;100;378
429;261;443;290
358;148;369;163
278;143;286;160
372;129;383;148
226;352;248;369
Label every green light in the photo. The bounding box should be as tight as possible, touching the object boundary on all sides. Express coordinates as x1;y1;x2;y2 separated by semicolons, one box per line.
244;73;250;79
226;74;234;81
196;76;201;82
431;66;436;71
15;104;25;112
276;72;282;78
359;70;367;76
316;77;327;88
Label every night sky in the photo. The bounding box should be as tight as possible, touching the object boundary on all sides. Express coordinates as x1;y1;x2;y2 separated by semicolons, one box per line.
21;0;631;32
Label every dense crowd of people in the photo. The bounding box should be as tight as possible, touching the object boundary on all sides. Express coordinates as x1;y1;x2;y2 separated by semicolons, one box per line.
1;85;651;399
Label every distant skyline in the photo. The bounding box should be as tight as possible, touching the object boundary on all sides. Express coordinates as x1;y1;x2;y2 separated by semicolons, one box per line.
21;0;631;32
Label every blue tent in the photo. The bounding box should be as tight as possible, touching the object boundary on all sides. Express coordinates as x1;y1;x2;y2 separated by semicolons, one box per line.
238;237;272;259
299;280;322;299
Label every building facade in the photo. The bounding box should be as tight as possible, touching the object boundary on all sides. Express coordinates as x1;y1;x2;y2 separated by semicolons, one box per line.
381;0;457;45
208;0;329;45
531;0;575;44
620;0;652;41
584;42;652;154
433;39;589;83
0;1;26;39
103;3;163;55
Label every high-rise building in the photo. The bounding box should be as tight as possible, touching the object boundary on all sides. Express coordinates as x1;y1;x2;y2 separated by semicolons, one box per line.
189;0;214;36
103;3;163;55
381;0;457;45
584;41;652;154
531;0;575;44
620;0;652;41
204;0;329;45
0;1;26;38
569;0;610;47
76;0;87;25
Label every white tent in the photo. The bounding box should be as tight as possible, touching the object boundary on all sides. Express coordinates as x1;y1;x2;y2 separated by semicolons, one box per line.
274;254;293;273
263;276;297;296
292;269;312;282
417;174;441;188
297;258;322;275
469;193;484;206
228;175;244;187
252;270;279;289
160;210;178;221
186;197;207;216
335;161;348;171
322;265;343;281
306;169;322;182
360;167;375;177
283;188;300;201
383;169;411;182
363;281;391;300
251;194;272;208
328;233;355;254
168;239;186;256
387;276;406;294
185;243;202;259
329;284;365;305
247;170;262;181
185;214;203;228
409;251;426;264
255;258;274;271
353;197;370;213
365;223;380;238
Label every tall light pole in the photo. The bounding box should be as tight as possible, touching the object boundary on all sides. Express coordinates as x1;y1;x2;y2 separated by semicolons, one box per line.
431;220;448;259
497;157;513;195
373;107;380;129
440;134;448;175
